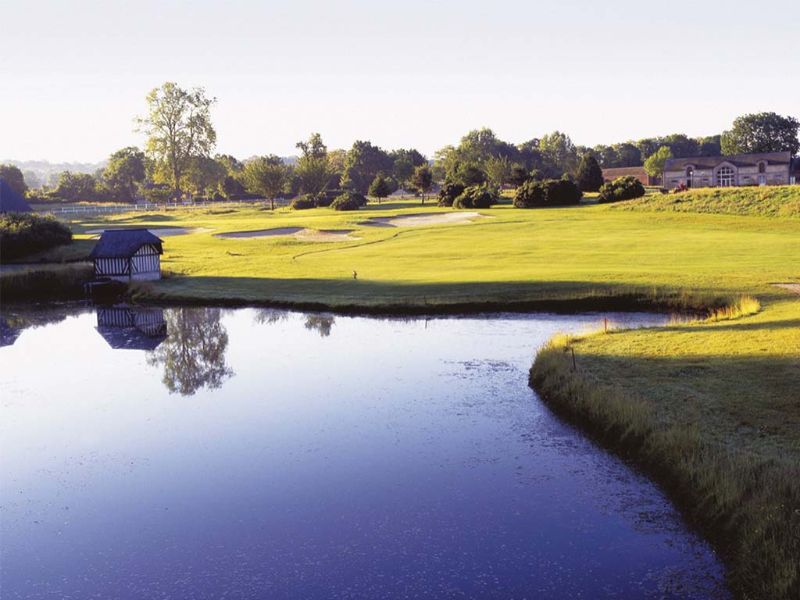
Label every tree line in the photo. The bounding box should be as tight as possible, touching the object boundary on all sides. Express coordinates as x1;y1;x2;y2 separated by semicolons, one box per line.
1;81;797;204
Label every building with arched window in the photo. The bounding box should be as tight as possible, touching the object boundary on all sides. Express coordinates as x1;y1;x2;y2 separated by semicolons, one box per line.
663;151;796;189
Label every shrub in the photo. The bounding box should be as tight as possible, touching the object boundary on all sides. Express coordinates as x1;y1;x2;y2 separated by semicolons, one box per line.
291;194;316;210
0;213;73;260
330;191;367;211
452;185;498;209
598;176;646;203
437;182;465;207
514;178;582;208
313;189;344;207
576;154;604;192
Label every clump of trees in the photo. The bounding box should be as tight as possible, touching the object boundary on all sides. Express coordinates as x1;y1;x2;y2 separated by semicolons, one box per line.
0;165;28;196
368;173;393;203
290;194;317;210
453;185;498;209
437;182;465;207
0;213;72;260
513;178;582;208
643;146;673;180
597;176;646;203
331;191;367;211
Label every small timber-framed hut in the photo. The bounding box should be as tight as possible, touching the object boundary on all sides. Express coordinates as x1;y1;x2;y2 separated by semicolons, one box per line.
89;229;164;282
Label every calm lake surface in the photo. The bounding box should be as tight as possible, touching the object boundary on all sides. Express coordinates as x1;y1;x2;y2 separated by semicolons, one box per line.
0;307;728;599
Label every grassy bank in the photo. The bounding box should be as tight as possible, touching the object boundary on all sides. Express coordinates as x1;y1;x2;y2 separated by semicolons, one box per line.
531;291;800;599
0;263;93;302
617;185;800;218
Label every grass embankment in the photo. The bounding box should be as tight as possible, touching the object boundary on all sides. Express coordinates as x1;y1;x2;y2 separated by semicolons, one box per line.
11;187;800;597
618;185;800;218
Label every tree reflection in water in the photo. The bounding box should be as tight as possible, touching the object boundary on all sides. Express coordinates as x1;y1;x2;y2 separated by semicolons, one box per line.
147;308;233;396
304;314;334;337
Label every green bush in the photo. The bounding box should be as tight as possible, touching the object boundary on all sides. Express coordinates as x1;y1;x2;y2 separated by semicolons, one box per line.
437;182;465;207
0;213;73;260
598;176;646;203
331;191;367;211
453;185;498;209
514;178;582;208
291;194;316;210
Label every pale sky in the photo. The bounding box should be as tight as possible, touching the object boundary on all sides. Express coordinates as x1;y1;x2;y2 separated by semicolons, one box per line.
2;0;798;162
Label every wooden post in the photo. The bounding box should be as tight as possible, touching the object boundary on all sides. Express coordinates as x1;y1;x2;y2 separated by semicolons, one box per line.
571;347;577;371
604;318;608;333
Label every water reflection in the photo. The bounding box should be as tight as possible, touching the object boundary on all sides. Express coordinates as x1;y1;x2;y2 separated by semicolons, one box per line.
146;307;233;396
96;306;167;351
0;317;21;347
304;313;334;337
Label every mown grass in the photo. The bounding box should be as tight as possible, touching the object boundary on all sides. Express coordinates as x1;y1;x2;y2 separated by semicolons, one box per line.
14;189;800;597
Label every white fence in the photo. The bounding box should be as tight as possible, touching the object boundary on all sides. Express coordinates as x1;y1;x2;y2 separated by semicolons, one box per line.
40;199;268;217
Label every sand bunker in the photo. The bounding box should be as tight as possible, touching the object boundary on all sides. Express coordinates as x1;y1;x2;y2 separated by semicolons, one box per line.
774;283;800;295
215;227;357;242
362;211;486;227
87;227;204;237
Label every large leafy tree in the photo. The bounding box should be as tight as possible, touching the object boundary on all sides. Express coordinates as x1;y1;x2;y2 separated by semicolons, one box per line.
575;154;604;192
721;112;800;155
411;164;433;204
643;146;673;179
0;164;28;196
53;171;101;201
455;128;518;165
538;131;578;177
610;142;642;167
368;172;392;203
137;82;217;196
341;141;393;194
243;155;289;210
294;133;333;195
484;155;512;188
390;148;426;188
184;156;227;198
103;147;146;202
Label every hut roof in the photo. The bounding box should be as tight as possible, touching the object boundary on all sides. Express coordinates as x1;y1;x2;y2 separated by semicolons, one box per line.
89;229;163;259
0;178;32;213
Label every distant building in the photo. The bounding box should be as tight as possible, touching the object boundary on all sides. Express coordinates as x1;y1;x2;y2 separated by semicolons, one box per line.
601;166;659;186
89;229;163;282
663;151;796;189
0;178;32;213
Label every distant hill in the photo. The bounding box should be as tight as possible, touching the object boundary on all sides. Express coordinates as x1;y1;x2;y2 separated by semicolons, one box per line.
2;159;106;189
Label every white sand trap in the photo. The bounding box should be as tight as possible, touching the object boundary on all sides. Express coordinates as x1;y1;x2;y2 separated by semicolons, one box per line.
363;211;486;227
774;283;800;295
215;227;357;242
87;227;205;237
294;229;359;242
215;227;303;239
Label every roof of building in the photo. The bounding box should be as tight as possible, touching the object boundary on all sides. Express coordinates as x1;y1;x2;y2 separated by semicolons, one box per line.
0;178;33;213
601;166;648;177
97;326;166;351
664;151;792;171
89;229;163;259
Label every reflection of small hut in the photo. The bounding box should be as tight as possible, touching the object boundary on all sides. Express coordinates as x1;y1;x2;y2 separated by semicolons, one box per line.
89;229;163;282
96;306;167;350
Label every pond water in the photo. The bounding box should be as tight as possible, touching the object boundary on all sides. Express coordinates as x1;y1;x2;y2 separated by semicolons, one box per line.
0;307;728;599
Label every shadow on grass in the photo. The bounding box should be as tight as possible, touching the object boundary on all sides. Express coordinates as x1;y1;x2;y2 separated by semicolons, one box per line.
139;275;746;315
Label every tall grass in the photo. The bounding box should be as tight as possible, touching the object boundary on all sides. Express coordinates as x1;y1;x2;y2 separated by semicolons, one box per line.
531;335;800;599
0;264;92;301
